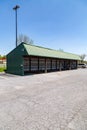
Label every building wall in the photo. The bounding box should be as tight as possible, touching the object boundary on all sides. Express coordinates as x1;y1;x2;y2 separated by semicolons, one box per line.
7;44;27;75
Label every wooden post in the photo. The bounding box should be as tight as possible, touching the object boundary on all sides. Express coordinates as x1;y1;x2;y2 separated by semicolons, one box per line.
29;57;31;72
38;57;39;71
69;60;71;70
59;60;61;71
56;59;57;70
76;60;78;69
51;59;52;70
45;58;47;73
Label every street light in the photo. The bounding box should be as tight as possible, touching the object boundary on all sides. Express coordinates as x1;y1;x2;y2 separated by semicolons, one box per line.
13;5;20;47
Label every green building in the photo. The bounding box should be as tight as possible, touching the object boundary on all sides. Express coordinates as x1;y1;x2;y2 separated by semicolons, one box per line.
7;42;80;75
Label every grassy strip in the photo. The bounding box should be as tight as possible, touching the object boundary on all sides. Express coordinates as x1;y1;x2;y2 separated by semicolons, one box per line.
0;67;6;72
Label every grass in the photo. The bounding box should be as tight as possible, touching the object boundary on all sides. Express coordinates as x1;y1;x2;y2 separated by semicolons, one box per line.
0;64;6;72
0;67;6;72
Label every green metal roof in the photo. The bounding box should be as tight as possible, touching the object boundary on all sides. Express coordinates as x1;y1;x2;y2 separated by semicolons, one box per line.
23;43;80;60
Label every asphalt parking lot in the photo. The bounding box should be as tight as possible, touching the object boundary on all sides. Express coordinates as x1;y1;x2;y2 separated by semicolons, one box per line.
0;69;87;130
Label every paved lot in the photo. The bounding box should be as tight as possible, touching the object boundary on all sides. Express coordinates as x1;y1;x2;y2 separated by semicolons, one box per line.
0;69;87;130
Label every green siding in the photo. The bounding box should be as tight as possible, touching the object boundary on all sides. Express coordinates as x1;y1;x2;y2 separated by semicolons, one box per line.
7;44;25;75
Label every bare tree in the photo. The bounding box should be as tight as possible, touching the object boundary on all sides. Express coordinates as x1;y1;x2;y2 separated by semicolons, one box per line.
80;54;86;63
17;34;34;45
59;48;64;52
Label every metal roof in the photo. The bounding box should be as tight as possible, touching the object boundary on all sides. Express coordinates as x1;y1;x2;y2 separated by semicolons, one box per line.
23;43;80;60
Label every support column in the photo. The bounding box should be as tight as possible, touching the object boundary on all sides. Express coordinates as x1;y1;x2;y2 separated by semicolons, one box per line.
56;60;57;70
69;60;71;70
51;59;52;70
29;57;31;72
38;57;39;71
76;61;78;69
64;60;66;70
59;60;61;71
45;58;47;73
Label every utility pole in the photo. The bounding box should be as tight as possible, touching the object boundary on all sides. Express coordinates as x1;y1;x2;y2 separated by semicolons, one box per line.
13;5;20;47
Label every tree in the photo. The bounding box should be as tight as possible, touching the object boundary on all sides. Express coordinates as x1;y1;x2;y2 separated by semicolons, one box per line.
17;34;34;45
80;54;86;63
58;48;64;52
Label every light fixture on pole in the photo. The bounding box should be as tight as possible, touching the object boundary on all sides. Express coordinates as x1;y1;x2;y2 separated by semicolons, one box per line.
13;5;20;47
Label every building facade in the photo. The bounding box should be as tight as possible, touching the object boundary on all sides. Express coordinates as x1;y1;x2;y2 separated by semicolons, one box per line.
7;43;80;75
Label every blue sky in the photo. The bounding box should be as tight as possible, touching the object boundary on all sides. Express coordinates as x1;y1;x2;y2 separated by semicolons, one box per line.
0;0;87;55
